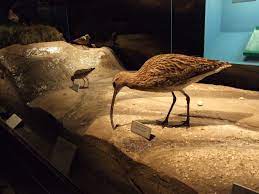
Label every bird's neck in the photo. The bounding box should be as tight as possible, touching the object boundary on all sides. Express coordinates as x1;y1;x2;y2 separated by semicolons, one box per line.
123;71;144;90
120;71;134;88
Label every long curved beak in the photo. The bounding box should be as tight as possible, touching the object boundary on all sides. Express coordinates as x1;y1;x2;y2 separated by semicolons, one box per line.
110;88;119;130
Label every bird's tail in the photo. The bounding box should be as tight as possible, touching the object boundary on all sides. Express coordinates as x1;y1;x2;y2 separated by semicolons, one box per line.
220;61;232;68
214;61;232;73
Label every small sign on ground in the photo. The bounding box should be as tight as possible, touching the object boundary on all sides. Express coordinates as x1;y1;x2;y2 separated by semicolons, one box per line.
70;83;80;92
50;137;77;176
232;183;259;194
131;121;151;140
5;114;22;129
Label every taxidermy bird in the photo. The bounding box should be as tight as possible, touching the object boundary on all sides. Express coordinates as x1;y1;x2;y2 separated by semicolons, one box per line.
110;54;231;129
72;34;91;46
71;68;95;88
8;9;20;23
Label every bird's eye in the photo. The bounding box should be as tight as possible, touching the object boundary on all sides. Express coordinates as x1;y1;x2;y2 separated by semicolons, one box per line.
113;82;116;88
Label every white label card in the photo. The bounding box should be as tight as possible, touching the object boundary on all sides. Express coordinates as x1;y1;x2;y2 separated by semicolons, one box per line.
131;121;151;140
6;114;22;129
70;83;80;92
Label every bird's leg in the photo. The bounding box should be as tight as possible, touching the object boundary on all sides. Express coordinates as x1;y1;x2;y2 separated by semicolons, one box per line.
180;90;190;127
82;78;86;88
85;77;89;88
160;92;177;127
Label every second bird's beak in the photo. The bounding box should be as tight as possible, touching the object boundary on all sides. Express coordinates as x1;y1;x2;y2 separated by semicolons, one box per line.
110;87;120;130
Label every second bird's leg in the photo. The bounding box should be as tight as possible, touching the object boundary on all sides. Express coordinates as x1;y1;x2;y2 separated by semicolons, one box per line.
161;92;177;127
82;78;86;87
85;77;89;88
180;90;190;127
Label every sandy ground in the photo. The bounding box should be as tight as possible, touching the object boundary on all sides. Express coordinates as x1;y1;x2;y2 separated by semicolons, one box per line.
1;41;259;193
30;81;259;194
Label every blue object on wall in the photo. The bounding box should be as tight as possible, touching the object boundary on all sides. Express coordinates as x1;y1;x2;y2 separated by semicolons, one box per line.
204;0;259;66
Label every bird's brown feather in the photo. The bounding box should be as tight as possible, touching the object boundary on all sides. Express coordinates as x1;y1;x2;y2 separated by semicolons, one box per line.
73;68;95;79
129;54;231;90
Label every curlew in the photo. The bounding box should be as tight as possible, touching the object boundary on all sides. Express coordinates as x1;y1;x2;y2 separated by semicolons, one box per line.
71;67;95;88
110;54;231;129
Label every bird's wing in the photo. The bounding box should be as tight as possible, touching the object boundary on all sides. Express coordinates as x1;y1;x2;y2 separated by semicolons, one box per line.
74;69;91;77
74;68;95;77
136;54;231;87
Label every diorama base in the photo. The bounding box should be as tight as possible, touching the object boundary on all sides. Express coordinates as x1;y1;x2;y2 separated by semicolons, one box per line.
31;82;259;194
0;41;258;194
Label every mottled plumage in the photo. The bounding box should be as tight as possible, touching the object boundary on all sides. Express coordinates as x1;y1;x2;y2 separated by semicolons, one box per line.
110;54;232;129
122;54;231;91
71;67;95;87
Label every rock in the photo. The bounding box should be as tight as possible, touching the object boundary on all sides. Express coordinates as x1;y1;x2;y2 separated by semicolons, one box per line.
197;100;203;106
0;41;123;102
0;24;64;49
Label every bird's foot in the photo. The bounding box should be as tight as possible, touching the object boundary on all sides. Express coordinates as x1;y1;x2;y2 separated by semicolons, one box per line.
79;86;89;89
113;124;120;130
156;119;169;128
181;120;190;128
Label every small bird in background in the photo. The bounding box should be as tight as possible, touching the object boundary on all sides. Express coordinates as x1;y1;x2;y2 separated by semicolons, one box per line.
71;67;95;88
72;34;91;46
110;54;232;129
8;9;20;23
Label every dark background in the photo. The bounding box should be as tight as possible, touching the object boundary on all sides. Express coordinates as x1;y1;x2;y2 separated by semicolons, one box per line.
0;0;205;56
0;0;258;90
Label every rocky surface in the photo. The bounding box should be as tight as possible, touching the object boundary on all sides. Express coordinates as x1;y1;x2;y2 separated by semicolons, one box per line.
0;41;197;194
1;41;259;194
29;73;259;194
0;41;122;101
0;25;64;49
30;81;259;194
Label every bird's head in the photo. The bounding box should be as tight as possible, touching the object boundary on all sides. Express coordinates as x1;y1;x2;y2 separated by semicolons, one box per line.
71;76;75;82
84;34;91;40
112;71;129;91
89;67;95;73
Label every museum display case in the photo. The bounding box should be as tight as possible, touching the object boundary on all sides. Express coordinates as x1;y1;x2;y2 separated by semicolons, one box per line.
0;1;259;194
